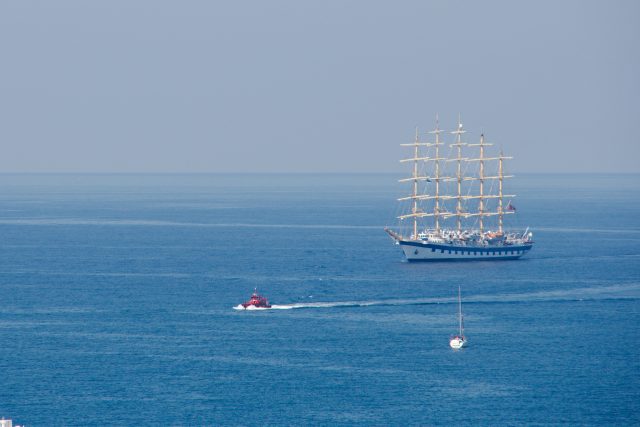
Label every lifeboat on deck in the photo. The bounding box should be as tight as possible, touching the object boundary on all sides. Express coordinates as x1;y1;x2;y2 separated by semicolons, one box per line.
241;288;272;309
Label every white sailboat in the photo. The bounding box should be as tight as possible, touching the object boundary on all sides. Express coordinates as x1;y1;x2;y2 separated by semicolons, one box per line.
449;286;466;349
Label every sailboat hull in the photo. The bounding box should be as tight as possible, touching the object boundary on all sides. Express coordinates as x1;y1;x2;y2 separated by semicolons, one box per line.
449;338;466;349
399;239;532;261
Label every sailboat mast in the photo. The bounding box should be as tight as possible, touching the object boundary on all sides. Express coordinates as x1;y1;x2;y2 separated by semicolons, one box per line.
498;149;504;233
478;134;485;234
458;286;463;336
434;119;441;233
412;128;419;239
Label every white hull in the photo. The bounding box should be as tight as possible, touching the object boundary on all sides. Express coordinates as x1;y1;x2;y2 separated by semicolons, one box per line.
399;240;530;261
449;337;465;349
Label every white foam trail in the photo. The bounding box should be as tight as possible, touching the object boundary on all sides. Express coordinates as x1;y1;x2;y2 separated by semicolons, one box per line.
232;283;640;311
273;300;420;309
233;304;271;311
233;301;414;311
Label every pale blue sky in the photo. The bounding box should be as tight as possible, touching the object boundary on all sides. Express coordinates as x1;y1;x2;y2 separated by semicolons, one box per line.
0;1;638;173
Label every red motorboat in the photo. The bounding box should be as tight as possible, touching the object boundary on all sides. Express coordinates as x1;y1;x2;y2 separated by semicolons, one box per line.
241;288;272;309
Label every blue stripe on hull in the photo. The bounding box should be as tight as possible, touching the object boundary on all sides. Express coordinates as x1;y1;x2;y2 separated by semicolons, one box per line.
405;256;523;262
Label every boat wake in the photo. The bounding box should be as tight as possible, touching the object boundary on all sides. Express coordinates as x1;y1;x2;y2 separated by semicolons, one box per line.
233;301;386;310
233;304;272;311
232;283;640;311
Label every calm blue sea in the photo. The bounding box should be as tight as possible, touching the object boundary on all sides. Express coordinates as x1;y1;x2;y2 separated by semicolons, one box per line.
0;173;638;426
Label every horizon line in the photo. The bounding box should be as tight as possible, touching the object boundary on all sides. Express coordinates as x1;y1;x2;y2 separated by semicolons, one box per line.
0;171;638;175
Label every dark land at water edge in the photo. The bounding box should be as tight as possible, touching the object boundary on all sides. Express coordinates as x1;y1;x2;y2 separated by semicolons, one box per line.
0;173;638;425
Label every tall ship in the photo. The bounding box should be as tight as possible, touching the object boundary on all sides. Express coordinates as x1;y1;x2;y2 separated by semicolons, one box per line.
385;116;533;261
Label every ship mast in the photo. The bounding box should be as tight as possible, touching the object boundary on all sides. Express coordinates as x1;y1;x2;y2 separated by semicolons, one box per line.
398;118;452;237
412;128;419;238
465;134;515;233
498;148;504;233
478;134;485;233
397;119;516;236
497;149;514;233
429;118;443;232
450;117;466;232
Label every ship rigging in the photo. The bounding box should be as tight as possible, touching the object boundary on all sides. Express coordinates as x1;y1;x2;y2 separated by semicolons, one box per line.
385;116;533;261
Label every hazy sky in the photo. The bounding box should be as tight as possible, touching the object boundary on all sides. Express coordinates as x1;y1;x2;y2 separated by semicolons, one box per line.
0;1;638;173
